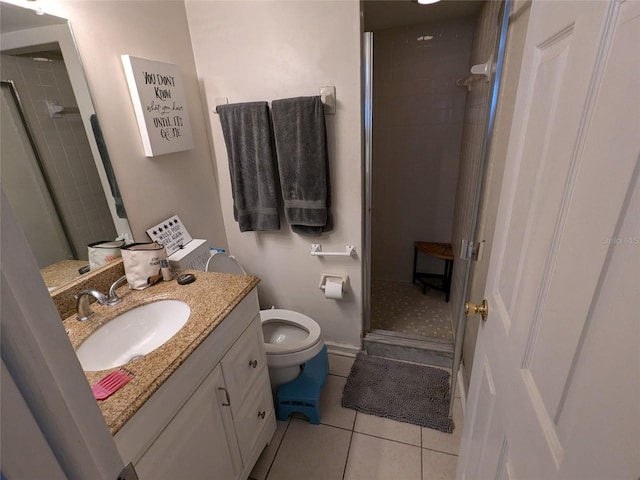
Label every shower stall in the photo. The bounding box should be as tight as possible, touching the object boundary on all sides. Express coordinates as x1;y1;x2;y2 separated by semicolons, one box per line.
362;0;511;397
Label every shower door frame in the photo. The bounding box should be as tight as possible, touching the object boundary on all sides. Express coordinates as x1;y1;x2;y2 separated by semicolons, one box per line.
1;80;76;261
363;32;374;335
362;1;512;415
362;29;458;351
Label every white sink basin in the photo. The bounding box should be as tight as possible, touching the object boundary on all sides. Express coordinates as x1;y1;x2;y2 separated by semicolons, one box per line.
76;300;191;371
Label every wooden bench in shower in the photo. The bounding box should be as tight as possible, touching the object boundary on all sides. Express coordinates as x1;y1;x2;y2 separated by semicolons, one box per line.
412;241;454;302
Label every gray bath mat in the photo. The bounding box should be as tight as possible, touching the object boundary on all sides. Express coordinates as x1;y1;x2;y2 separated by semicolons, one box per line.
341;353;454;433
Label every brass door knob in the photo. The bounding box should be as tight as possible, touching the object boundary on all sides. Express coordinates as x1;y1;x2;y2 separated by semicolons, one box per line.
464;299;489;322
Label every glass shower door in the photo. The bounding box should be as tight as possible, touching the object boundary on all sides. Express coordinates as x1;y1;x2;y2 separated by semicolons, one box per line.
1;80;73;268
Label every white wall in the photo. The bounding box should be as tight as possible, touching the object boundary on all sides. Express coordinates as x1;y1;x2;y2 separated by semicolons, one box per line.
185;1;363;350
29;0;364;350
36;0;228;248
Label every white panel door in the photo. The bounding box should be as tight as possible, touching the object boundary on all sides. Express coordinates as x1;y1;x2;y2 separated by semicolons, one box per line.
457;1;640;479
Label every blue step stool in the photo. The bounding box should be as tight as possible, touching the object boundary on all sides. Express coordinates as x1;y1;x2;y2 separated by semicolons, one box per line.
276;345;328;424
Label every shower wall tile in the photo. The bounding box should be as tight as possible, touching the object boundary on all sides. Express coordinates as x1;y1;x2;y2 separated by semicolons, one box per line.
1;56;20;79
1;54;116;261
37;70;56;87
371;17;474;281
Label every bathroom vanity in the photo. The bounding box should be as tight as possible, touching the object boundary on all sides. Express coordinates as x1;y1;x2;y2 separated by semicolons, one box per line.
63;271;276;480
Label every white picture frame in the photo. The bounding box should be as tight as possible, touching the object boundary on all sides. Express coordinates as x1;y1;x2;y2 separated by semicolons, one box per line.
121;55;194;157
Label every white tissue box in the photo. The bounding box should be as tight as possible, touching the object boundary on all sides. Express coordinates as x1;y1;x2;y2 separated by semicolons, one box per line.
168;239;210;272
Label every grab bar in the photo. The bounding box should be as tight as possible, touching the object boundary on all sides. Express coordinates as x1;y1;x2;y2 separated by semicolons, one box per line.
310;244;356;257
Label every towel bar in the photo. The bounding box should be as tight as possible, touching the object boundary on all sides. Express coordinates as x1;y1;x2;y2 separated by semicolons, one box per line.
213;85;336;115
310;244;356;257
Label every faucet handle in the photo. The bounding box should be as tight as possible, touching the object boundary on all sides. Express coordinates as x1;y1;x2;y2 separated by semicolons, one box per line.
107;275;128;306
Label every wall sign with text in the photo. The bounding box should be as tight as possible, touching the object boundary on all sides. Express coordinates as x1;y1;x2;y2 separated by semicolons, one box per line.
121;55;194;157
146;215;193;256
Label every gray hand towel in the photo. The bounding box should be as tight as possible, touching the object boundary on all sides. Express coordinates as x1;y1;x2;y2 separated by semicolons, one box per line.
218;102;280;232
271;96;332;236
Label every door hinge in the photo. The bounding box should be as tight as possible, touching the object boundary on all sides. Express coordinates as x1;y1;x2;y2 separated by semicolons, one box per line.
117;462;139;480
460;240;485;261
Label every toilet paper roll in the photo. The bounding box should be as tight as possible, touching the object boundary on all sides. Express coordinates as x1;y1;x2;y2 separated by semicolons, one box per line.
324;279;344;300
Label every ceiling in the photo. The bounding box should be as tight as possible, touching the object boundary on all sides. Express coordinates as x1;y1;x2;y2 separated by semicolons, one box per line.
0;1;483;38
362;0;484;31
0;3;65;59
0;2;66;33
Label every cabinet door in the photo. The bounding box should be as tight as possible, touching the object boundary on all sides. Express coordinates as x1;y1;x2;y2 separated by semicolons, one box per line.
234;373;275;465
135;365;238;480
220;316;266;417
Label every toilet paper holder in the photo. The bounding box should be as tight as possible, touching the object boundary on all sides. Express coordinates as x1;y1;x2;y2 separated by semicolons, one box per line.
319;273;349;292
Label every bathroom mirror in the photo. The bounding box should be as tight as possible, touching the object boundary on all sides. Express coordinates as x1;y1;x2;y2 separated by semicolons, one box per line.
0;1;132;291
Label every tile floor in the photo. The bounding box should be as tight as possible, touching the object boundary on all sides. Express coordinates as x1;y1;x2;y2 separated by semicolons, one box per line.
250;353;463;480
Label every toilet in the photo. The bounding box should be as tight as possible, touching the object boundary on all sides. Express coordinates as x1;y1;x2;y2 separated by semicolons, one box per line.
205;252;324;390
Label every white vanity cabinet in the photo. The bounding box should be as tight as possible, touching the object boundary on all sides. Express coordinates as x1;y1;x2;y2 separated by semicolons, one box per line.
220;319;275;466
114;289;276;480
134;364;237;479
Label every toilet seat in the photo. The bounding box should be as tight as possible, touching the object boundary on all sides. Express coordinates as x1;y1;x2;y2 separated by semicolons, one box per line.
260;309;322;356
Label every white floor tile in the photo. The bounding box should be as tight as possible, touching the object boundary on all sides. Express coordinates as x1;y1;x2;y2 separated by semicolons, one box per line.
354;412;421;446
422;449;458;480
319;375;357;429
249;420;288;480
421;398;464;455
328;353;355;377
344;432;422;480
262;353;464;480
266;419;351;480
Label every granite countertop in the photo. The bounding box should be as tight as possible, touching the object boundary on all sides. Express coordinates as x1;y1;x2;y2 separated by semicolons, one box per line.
63;270;260;435
41;259;90;291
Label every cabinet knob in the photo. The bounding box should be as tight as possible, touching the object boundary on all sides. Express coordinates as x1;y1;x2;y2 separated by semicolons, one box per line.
249;359;258;369
257;411;266;419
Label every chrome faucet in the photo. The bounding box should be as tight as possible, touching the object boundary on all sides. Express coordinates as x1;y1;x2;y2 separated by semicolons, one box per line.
75;276;128;321
107;275;128;305
75;289;109;321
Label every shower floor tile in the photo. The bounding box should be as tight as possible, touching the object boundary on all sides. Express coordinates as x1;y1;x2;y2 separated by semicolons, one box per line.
370;279;453;341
